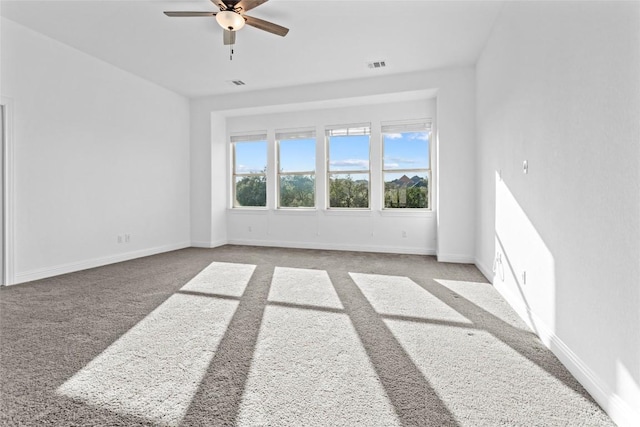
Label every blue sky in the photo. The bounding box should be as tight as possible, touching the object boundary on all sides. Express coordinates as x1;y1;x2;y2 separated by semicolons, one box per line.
234;132;430;174
235;140;268;173
382;132;429;170
280;138;315;172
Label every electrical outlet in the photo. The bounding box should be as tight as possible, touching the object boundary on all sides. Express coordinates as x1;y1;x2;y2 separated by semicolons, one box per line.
402;230;407;238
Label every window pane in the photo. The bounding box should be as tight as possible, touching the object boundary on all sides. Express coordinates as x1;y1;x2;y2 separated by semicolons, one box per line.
235;140;267;174
383;131;429;170
234;175;266;207
279;175;315;208
328;135;370;171
279;139;316;173
384;172;429;209
329;173;369;208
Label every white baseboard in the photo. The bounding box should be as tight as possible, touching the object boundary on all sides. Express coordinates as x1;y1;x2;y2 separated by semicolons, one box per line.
475;258;494;283
226;238;436;256
9;238;435;285
436;253;476;263
12;241;191;285
494;282;640;427
190;239;227;248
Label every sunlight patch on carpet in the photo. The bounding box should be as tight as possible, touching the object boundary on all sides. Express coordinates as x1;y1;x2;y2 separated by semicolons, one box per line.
180;261;256;297
381;317;589;426
237;269;399;426
434;279;532;328
268;267;343;309
349;272;472;324
350;274;598;426
57;293;239;426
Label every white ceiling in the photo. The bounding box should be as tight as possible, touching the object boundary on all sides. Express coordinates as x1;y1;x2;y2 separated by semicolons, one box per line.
1;0;505;98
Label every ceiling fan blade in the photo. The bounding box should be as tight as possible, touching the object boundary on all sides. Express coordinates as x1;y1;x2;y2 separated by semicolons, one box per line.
244;15;289;37
236;0;268;13
223;29;236;45
164;11;217;17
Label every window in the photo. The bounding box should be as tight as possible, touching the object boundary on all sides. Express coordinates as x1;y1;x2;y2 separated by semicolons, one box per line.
326;124;370;208
276;129;316;208
382;121;431;209
232;133;268;207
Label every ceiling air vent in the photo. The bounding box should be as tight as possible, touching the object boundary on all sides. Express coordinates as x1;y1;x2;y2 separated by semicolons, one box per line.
227;80;246;86
367;60;386;69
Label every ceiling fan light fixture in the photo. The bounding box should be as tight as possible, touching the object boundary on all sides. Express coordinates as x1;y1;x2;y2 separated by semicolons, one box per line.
216;10;245;31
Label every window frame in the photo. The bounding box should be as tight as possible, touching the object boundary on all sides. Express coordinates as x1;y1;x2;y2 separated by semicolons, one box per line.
325;123;372;210
381;121;432;211
231;134;268;209
276;128;317;209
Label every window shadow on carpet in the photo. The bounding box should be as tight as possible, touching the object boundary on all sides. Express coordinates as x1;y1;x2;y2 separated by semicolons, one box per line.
329;271;461;426
179;264;274;426
180;267;461;427
2;247;614;426
417;278;598;402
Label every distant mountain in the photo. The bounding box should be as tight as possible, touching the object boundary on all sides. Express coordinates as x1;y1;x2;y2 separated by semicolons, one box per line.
396;175;412;185
389;175;427;188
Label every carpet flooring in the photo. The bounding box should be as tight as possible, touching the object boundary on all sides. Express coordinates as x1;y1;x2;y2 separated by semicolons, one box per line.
0;245;615;426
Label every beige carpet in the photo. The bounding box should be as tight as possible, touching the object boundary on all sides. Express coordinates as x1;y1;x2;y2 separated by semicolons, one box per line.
0;245;614;426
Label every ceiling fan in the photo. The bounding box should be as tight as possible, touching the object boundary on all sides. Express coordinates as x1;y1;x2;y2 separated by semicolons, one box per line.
164;0;289;48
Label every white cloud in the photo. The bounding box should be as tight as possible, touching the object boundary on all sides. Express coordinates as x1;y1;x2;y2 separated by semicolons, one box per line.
236;164;263;173
384;133;403;139
411;133;430;141
384;157;418;167
330;159;369;168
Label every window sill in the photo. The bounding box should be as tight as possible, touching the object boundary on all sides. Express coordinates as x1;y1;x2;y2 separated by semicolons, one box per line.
226;208;435;218
228;207;268;215
322;209;372;217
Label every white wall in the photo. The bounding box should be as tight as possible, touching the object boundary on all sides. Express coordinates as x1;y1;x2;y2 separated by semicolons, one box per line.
1;18;191;284
224;100;436;254
190;67;477;260
475;2;640;426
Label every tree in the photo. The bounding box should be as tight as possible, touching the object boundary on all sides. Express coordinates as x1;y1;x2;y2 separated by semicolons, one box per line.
385;182;400;208
384;176;429;208
329;175;368;208
406;186;427;208
280;175;315;207
235;175;266;207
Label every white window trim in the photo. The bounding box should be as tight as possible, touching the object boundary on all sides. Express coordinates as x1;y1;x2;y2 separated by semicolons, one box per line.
276;128;317;210
326;123;372;210
231;134;268;209
381;120;432;211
